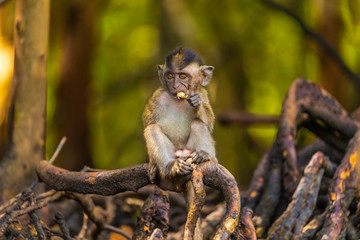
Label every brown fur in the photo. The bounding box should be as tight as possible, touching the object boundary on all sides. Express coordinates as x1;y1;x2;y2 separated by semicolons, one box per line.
143;49;216;183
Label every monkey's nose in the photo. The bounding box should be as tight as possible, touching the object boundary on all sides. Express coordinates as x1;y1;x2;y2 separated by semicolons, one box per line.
173;82;181;89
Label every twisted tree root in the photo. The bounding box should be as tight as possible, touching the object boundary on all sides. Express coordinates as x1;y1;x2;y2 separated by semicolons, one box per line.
36;160;241;239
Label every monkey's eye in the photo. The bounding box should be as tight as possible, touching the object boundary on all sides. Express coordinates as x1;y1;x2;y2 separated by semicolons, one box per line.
167;73;174;79
179;73;187;79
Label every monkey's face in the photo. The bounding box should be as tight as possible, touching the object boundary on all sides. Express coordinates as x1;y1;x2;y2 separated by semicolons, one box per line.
163;63;200;99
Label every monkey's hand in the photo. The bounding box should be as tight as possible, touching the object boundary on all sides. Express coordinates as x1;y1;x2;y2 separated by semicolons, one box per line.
170;158;193;176
190;150;211;164
187;91;202;107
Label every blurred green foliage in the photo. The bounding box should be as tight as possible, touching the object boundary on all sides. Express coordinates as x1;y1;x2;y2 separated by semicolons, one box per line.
0;0;354;188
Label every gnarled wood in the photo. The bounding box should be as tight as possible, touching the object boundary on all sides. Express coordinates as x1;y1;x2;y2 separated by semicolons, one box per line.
36;160;241;238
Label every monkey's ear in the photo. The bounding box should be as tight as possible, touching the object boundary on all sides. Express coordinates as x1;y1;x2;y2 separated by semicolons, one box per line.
200;65;214;86
157;65;164;77
157;64;165;84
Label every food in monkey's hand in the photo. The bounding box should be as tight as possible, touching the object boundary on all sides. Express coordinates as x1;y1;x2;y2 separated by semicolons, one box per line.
177;91;188;99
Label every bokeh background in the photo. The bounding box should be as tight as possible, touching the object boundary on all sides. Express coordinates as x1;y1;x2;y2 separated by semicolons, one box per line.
0;0;359;189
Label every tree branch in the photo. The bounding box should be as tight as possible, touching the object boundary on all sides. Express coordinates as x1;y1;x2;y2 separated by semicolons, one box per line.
36;160;241;238
36;161;151;195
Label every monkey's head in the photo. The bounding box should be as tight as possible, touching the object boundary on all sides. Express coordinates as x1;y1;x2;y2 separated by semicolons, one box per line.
157;47;214;99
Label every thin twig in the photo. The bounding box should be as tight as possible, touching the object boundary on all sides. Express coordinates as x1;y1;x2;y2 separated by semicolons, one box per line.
55;212;72;240
67;193;132;240
0;189;33;235
28;193;47;240
0;194;21;215
259;0;360;89
14;192;64;217
49;137;67;165
103;224;131;240
36;190;58;201
29;211;47;240
30;136;67;189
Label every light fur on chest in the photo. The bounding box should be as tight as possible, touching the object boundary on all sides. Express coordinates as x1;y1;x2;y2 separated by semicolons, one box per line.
156;93;195;147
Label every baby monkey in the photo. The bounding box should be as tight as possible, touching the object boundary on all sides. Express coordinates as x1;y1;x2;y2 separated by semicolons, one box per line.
143;47;217;183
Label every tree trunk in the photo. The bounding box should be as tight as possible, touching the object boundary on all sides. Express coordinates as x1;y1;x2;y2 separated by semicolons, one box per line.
54;0;100;170
0;0;49;201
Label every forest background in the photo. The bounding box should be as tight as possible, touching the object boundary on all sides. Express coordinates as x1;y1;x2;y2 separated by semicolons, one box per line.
0;0;359;190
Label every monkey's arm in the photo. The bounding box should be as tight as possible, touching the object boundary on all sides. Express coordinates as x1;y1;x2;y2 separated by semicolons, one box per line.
191;87;215;132
144;124;193;181
186;120;218;163
142;87;164;127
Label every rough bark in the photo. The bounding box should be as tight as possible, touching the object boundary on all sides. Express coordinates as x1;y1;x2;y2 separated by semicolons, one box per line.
0;0;49;201
133;187;170;240
36;161;151;195
246;79;359;238
36;160;241;239
316;131;360;239
232;207;257;240
267;152;333;239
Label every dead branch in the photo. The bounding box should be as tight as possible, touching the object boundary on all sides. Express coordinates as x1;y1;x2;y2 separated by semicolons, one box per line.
29;194;46;240
278;78;358;195
13;191;63;217
0;188;33;235
149;228;165;240
298;213;326;239
66;192;132;239
36;161;151;195
184;169;205;239
201;162;241;239
244;153;270;210
245;79;359;238
36;159;241;238
133;187;169;240
267;152;330;239
55;212;71;240
252;164;281;237
316;130;360;239
233;207;257;240
201;203;226;239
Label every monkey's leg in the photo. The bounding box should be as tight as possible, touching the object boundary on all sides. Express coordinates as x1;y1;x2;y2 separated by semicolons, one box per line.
144;124;192;181
144;124;175;179
186;120;217;163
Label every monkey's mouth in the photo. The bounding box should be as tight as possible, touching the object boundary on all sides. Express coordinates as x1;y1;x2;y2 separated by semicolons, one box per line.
177;92;188;99
171;91;188;100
